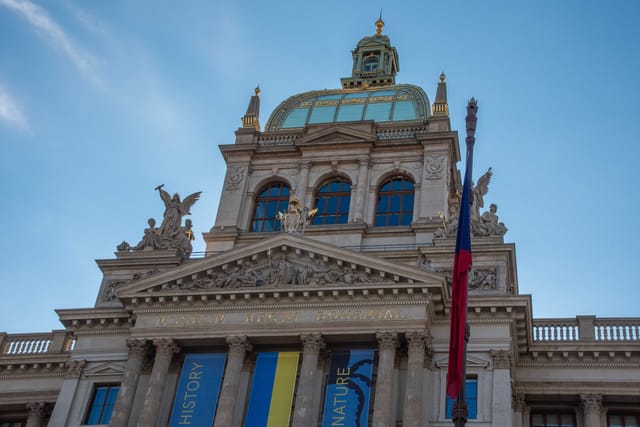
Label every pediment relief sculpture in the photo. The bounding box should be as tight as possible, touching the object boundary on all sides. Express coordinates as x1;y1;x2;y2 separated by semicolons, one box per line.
116;185;202;259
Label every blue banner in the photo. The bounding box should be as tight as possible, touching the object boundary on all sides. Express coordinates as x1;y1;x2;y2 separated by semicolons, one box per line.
169;353;226;427
321;349;375;427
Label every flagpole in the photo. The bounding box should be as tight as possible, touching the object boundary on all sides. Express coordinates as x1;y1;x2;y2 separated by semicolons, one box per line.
450;99;478;427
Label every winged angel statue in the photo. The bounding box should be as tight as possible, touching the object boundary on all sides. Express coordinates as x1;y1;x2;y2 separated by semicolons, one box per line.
472;167;492;221
117;185;202;258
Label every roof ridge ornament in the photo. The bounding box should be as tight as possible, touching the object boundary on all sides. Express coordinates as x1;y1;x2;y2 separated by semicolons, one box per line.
375;12;384;36
241;86;261;130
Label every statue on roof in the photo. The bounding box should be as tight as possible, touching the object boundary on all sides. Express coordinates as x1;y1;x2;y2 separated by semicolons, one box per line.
117;186;202;259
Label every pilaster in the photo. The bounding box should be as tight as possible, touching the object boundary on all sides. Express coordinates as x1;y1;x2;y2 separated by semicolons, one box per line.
213;336;251;427
137;338;179;426
372;332;398;427
491;350;513;427
111;338;149;426
581;394;603;427
292;334;325;426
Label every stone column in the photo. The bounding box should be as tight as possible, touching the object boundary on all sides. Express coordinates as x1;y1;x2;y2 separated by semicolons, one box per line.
581;394;603;427
110;338;148;426
25;402;47;427
402;331;427;427
513;392;525;427
296;161;311;207
372;332;398;427
491;350;514;427
292;334;325;426
353;159;370;222
137;338;179;427
213;336;251;427
48;359;86;426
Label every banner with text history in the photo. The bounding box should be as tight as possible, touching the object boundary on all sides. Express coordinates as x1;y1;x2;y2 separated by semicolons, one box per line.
244;351;300;427
168;353;226;427
321;349;375;427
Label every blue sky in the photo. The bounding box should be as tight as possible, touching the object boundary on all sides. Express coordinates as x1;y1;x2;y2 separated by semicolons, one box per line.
1;1;639;333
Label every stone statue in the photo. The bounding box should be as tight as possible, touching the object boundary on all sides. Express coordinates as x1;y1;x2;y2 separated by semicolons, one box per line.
117;186;202;258
156;185;202;238
480;203;508;236
472;167;492;221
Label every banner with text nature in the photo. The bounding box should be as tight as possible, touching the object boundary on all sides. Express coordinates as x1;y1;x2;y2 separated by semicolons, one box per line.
321;349;375;427
168;353;226;427
245;351;300;427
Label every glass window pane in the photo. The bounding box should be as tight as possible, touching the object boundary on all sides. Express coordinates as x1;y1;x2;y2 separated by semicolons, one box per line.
338;196;350;213
388;215;399;226
365;102;392;121
308;106;337;124
282;108;309;128
531;414;544;426
404;194;414;211
392;101;417;121
401;214;412;225
370;90;396;97
375;215;386;227
344;92;369;99
390;195;401;212
391;178;403;191
336;104;364;122
317;94;343;100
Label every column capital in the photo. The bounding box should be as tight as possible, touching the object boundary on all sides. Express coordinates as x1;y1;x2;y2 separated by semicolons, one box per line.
227;335;251;355
376;331;399;351
126;338;149;358
580;393;602;410
153;338;180;357
491;349;513;369
512;392;526;411
300;333;325;353
65;359;86;379
26;401;48;417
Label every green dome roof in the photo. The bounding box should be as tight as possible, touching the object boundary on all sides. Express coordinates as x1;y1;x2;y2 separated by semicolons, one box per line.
265;84;430;132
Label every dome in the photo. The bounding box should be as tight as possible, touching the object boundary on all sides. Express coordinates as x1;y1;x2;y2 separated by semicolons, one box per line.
264;84;431;132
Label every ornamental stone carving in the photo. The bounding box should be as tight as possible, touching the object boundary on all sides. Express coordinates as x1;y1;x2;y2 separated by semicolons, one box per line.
126;338;149;358
227;336;251;356
376;332;399;351
153;338;180;358
301;334;326;353
469;268;498;290
491;350;513;369
580;393;602;411
512;392;526;412
65;359;87;379
223;166;246;190
26;401;48;417
425;155;445;179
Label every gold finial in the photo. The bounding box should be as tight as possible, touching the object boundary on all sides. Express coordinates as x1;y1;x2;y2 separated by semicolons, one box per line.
255;85;260;96
440;72;446;83
375;11;384;36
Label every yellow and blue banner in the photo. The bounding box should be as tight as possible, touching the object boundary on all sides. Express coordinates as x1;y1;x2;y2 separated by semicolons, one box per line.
168;353;226;427
321;349;375;427
245;351;300;427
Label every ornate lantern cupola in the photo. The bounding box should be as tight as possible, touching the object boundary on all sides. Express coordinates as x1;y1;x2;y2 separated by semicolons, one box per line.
340;16;400;90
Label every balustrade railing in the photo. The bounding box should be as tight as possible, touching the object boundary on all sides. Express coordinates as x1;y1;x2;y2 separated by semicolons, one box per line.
0;331;75;356
533;316;640;343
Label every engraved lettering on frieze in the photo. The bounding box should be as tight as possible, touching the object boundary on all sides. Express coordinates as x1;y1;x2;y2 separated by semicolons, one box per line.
425;155;445;180
245;311;299;323
223;166;246;190
316;309;403;322
155;313;226;327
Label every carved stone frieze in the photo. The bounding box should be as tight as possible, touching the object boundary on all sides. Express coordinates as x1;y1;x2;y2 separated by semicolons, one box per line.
469;268;498;291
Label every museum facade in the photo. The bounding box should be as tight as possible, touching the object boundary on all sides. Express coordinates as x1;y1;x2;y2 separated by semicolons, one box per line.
1;19;639;427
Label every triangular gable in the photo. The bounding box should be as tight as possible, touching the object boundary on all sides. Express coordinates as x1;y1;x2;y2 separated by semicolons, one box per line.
116;234;446;297
434;355;490;369
84;362;125;377
296;126;374;145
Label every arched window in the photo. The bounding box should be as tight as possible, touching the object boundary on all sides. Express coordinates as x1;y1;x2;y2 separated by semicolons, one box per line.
363;56;379;72
374;176;414;226
251;181;290;232
313;177;351;225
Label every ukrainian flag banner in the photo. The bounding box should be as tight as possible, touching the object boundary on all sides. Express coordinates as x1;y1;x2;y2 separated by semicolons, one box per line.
245;351;300;427
168;353;226;427
321;349;375;427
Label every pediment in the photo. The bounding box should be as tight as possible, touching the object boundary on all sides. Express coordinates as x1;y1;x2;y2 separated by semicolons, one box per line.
115;234;446;299
434;355;490;369
296;126;374;145
84;362;125;377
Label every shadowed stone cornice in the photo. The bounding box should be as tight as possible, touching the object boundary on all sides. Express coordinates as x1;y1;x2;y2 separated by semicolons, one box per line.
56;307;133;331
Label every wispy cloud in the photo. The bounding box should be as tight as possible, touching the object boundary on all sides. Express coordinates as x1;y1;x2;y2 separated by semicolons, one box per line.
0;85;29;131
0;0;97;79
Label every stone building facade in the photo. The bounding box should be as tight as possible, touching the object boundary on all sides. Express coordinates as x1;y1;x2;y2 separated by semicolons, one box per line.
1;20;639;427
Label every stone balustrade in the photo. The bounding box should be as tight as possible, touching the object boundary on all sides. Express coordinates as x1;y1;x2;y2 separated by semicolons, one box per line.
0;330;75;357
533;316;640;343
